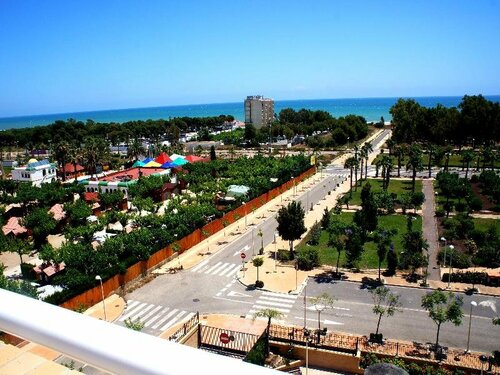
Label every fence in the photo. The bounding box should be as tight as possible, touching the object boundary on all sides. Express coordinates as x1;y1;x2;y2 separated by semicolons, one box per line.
269;323;499;373
199;325;262;355
168;312;199;342
60;166;317;310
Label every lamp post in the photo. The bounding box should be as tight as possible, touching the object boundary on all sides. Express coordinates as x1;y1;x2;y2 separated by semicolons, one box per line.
274;231;278;272
314;303;326;344
303;329;312;375
466;301;477;353
95;275;107;321
440;237;447;269
447;244;454;289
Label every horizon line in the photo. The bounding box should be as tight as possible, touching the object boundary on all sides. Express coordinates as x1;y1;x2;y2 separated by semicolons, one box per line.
1;93;499;121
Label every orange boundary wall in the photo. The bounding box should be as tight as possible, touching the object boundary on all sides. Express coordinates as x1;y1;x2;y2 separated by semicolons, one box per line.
60;166;316;310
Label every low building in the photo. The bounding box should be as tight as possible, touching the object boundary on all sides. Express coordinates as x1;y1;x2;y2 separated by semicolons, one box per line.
11;159;57;186
80;167;172;199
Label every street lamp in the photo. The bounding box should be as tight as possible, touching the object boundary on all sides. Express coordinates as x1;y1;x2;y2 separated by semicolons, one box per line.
466;301;477;353
440;237;447;268
303;329;313;375
314;303;326;344
95;275;107;321
447;244;454;289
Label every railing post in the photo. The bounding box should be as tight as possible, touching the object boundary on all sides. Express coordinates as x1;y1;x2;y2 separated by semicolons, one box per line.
396;342;399;357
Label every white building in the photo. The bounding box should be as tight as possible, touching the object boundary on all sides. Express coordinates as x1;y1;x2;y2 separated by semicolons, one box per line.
11;159;57;186
244;95;274;128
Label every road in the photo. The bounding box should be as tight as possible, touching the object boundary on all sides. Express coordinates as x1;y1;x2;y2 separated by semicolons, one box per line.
119;128;499;353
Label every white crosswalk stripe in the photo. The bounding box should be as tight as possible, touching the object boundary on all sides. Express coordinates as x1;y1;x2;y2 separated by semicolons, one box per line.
189;261;240;277
246;292;298;319
119;300;196;335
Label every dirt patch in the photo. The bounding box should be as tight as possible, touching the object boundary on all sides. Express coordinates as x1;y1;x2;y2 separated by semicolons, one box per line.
470;182;495;210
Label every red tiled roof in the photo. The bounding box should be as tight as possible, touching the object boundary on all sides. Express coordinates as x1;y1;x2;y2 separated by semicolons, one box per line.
2;217;27;236
61;163;85;173
100;167;165;182
84;192;99;202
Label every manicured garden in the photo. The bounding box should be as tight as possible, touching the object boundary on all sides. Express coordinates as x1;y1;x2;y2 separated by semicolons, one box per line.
297;212;422;269
346;178;422;206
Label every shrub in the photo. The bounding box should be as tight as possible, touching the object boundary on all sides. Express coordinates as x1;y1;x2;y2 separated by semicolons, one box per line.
470;174;479;183
277;249;292;261
435;208;445;217
454;201;468;212
296;247;320;271
307;221;321;246
20;263;34;279
441;271;489;285
468;196;483;211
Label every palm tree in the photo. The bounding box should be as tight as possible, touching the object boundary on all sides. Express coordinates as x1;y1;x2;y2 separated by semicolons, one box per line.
359;147;366;182
426;144;435;178
362;142;373;179
374;229;396;281
53;141;70;181
406;144;423;193
380;155;393;190
344;157;357;198
253;308;284;356
460;150;474;180
127;139;146;162
67;144;82;183
252;257;264;285
353;145;360;189
81;137;110;179
386;138;395;156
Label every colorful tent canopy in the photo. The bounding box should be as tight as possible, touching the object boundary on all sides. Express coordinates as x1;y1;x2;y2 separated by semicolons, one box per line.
144;161;162;168
185;155;205;163
172;158;188;166
161;162;176;169
142;157;153;164
169;154;185;161
155;152;172;164
132;160;145;167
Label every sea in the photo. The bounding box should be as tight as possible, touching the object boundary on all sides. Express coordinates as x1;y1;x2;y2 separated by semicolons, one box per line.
1;96;499;131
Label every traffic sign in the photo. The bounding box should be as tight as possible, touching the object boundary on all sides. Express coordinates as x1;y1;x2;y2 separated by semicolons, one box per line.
219;332;230;344
240;253;246;259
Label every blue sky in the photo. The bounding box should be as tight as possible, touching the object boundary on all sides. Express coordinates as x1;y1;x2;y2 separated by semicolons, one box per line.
0;0;499;117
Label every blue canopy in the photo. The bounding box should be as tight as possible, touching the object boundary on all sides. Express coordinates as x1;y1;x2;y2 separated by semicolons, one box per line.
161;162;175;169
142;157;153;164
172;158;188;166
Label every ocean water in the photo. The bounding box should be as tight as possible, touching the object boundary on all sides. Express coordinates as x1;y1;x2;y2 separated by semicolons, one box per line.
1;96;499;130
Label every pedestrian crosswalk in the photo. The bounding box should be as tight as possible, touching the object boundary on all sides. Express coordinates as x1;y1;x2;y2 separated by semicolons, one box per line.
118;300;195;335
246;291;298;320
190;260;241;278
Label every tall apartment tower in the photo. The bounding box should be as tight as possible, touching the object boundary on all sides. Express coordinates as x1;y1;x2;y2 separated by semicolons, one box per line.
244;95;274;128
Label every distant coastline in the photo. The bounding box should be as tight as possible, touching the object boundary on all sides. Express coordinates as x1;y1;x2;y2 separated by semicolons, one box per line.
1;95;499;131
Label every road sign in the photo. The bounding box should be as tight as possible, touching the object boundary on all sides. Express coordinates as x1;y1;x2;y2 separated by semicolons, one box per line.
240;253;246;259
219;332;230;344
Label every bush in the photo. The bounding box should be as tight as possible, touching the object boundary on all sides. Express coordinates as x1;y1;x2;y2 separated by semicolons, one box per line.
435;208;445;217
296;247;320;271
277;249;292;261
441;271;489;285
454;201;468;212
470;174;479;183
438;248;471;269
20;263;34;280
468;196;483;211
307;221;321;246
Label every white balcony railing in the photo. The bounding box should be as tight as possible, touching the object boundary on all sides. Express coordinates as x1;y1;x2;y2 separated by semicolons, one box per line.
0;289;277;375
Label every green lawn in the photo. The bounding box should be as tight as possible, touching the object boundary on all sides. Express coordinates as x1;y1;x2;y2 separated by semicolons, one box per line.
472;218;500;234
297;212;422;269
346;178;422;206
372;152;500;169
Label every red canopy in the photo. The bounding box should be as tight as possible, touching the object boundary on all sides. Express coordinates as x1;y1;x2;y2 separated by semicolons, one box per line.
155;152;172;164
185;155;205;163
2;217;27;236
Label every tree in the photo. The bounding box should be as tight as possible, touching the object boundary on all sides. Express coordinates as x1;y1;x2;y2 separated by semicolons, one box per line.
393;144;405;178
252;257;264;285
362;142;373;180
400;221;429;277
421;290;464;351
353;145;360;189
461;150;474;180
253;308;284;356
386;245;398;276
276;201;306;258
406;144;423;193
354;182;378;235
210;145;217;161
53;141;70;181
370;286;402;336
127;139;146;161
327;219;348;275
23;208;56;250
374;229;397;281
344;224;364;268
244;123;257;145
64;199;92;226
6;237;32;265
411;192;425;214
344;157;357;198
81;137;110;178
310;293;336;343
380;155;393;190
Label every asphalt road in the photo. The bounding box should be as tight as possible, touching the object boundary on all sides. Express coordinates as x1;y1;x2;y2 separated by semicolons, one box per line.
120;128;499;353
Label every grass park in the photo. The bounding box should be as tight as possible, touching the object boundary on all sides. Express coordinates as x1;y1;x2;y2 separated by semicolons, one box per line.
297;212;422;270
345;178;422;206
